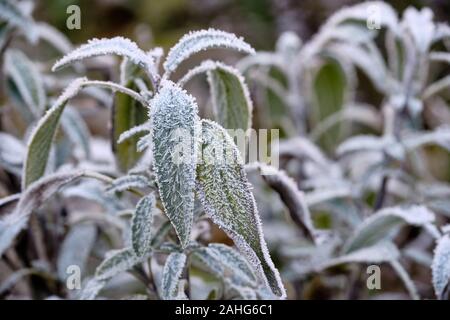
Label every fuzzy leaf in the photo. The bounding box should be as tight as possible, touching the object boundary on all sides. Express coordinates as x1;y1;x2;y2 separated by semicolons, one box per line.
207;62;253;131
79;278;107;300
163;28;255;75
22;78;87;187
57;223;97;281
131;194;156;257
95;247;141;280
0;170;84;256
161;252;187;300
256;164;318;243
150;80;199;248
192;244;258;288
105;174;152;194
4;49;46;118
432;234;450;299
196;119;285;298
52;37;157;79
344;205;435;253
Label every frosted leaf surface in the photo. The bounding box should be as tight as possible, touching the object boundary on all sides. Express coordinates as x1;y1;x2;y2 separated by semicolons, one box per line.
196;119;285;298
150;80;199;248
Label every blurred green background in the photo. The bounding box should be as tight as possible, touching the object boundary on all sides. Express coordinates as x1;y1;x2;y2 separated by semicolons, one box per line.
36;0;450;52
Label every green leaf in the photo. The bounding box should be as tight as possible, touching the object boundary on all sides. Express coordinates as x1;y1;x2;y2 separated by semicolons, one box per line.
207;62;253;131
22;78;86;187
344;205;435;253
150;80;199;248
196;119;285;298
113;60;149;172
161;252;187;300
312;60;347;150
131;194;156;257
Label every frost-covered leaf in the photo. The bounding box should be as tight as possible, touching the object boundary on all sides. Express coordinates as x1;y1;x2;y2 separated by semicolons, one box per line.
95;247;141;280
163;29;255;75
256;164;317;243
57;223;97;281
105;174;152;194
317;241;400;270
344;205;435;253
0;0;37;42
0;170;84;256
0;133;25;176
60;106;91;158
432;234;450;299
131;194;156;257
52;37;157;80
207;62;253;131
78;277;107;300
5;49;46;118
192;244;258;289
150;80;199;248
161;252;187;300
196;120;285;298
22;78;86;187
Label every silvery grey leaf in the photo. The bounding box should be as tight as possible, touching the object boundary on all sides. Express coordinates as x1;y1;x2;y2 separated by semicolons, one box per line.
432;234;450;299
131;194;156;257
344;205;436;253
52;37;158;81
95;247;141;281
105;174;152;194
163;28;255;76
161;252;187;300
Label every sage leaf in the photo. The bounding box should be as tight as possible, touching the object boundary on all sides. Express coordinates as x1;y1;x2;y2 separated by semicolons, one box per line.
196;119;286;298
131;194;156;257
150;80;199;248
161;252;187;300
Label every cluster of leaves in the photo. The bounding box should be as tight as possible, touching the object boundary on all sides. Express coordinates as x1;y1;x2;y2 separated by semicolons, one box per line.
0;0;284;300
0;0;450;300
238;1;450;299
